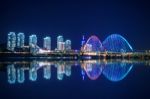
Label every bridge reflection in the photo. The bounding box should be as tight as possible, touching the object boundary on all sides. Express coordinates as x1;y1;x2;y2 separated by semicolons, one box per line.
102;61;133;82
5;59;150;84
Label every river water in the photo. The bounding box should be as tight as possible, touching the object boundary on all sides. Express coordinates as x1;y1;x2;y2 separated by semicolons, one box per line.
0;58;150;99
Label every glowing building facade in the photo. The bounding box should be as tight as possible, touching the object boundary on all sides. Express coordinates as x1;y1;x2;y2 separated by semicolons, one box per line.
65;40;71;50
57;35;64;51
43;36;51;50
17;32;25;48
29;35;38;54
29;35;37;46
59;42;65;51
7;32;16;51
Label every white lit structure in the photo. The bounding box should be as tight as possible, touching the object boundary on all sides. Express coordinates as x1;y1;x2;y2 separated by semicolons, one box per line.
57;35;64;51
29;35;38;54
29;34;37;46
17;32;25;48
43;36;51;50
58;42;65;51
65;39;71;50
7;32;16;51
81;35;86;51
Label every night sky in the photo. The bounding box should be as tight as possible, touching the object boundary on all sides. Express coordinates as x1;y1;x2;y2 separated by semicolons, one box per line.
0;0;150;50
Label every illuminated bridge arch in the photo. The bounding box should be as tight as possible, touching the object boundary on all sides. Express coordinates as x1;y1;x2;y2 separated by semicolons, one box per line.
83;35;103;52
102;34;133;52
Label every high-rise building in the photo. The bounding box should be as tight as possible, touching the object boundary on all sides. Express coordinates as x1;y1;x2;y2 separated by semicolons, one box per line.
58;42;65;51
29;34;37;46
29;35;38;54
65;39;71;50
17;32;25;48
57;35;64;50
43;36;51;50
7;32;16;51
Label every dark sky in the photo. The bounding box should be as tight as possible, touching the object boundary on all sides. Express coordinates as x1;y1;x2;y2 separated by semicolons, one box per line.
0;0;150;50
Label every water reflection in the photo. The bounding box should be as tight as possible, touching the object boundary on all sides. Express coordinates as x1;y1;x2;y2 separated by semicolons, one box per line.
17;68;25;83
102;61;133;82
7;64;16;84
81;60;104;80
5;59;150;84
43;65;51;80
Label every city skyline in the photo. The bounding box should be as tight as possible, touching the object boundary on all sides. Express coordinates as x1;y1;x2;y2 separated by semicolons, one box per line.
3;31;150;61
5;31;134;51
6;32;72;52
2;31;150;50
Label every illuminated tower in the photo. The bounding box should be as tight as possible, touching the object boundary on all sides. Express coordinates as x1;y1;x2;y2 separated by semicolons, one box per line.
43;36;51;50
7;32;16;51
29;35;38;54
81;35;85;51
81;35;85;47
29;34;37;47
65;39;71;50
57;35;64;51
17;32;25;48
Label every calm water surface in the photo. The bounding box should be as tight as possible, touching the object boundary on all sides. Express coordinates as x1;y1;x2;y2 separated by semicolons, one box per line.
0;58;150;99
